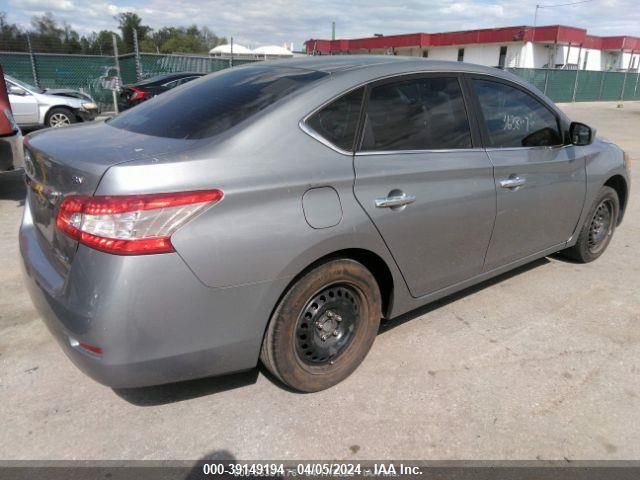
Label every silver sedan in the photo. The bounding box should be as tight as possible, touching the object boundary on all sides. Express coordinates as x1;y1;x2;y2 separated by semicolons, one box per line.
20;57;630;392
6;75;98;128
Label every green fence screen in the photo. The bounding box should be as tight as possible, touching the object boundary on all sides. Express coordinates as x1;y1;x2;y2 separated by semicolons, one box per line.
2;51;640;111
508;67;640;102
1;52;258;111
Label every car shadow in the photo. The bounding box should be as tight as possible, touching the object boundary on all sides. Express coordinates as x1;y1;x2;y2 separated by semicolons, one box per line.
113;369;259;406
0;170;26;205
379;257;550;335
184;451;238;479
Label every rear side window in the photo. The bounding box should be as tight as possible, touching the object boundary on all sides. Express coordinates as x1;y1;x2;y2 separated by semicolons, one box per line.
109;66;327;139
306;88;364;151
472;79;562;148
361;76;472;151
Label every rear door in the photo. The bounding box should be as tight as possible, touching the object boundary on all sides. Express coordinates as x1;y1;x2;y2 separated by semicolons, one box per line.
353;74;496;298
467;76;587;270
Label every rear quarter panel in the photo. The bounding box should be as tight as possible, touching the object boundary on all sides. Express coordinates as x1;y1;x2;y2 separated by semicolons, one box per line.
96;87;412;315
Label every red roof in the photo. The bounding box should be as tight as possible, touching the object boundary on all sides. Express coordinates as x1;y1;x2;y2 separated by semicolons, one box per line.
305;25;640;54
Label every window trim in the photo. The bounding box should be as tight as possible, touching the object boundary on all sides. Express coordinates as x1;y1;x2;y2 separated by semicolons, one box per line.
464;73;567;150
300;69;562;156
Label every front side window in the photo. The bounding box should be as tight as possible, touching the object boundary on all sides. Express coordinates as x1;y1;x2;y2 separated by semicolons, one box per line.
109;66;327;139
361;76;472;151
305;87;364;151
472;79;563;148
6;77;41;94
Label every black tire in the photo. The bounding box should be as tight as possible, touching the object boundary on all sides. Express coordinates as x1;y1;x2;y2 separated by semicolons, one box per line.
45;107;77;128
260;259;382;392
562;186;619;263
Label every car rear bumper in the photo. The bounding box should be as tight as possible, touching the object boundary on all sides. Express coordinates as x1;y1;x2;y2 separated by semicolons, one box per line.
0;130;23;172
19;203;288;388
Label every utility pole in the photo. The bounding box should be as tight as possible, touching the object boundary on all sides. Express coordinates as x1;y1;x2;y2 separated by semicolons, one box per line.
633;53;640;98
133;28;142;82
619;39;629;105
112;33;121;114
332;22;336;41
230;36;234;68
26;33;39;88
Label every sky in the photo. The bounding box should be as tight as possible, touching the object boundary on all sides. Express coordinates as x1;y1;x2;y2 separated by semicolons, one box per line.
1;0;639;50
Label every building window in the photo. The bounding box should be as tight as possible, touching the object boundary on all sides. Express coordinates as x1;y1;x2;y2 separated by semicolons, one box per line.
582;51;589;70
498;46;507;68
422;50;429;58
457;48;464;62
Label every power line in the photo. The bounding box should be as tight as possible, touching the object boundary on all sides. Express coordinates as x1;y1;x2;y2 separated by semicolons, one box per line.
537;0;594;8
533;0;596;28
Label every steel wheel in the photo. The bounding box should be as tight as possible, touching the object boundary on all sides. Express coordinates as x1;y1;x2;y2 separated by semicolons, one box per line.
561;185;619;263
49;112;72;127
295;284;362;366
260;258;382;392
588;199;614;254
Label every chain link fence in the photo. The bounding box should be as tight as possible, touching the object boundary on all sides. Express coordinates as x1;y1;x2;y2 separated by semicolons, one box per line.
507;68;640;102
1;51;257;111
2;50;640;112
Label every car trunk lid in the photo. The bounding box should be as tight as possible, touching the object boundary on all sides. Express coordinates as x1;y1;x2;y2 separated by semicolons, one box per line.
24;121;197;271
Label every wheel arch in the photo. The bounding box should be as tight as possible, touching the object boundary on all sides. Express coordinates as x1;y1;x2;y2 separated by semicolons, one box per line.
270;248;395;325
44;105;77;125
604;174;628;224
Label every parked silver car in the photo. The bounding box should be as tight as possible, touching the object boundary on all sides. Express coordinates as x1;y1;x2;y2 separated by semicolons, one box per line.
5;75;98;128
20;57;630;392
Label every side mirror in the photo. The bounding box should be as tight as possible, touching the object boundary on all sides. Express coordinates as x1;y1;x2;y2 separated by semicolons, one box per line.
8;85;27;96
569;122;595;146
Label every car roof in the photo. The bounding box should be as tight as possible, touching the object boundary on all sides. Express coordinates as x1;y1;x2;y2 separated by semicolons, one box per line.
260;55;503;76
257;55;551;108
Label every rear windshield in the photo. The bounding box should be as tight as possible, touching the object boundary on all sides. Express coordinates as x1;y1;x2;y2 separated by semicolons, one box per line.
109;66;327;139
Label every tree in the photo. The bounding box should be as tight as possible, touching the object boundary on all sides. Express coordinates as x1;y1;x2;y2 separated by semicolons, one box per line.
0;11;225;56
0;12;26;51
29;12;64;52
117;12;151;53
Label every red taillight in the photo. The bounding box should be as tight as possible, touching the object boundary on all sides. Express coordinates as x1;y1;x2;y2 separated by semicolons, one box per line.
56;190;223;255
128;86;149;102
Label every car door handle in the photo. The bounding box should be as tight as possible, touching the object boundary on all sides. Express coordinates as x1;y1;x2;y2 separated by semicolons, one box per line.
500;176;526;190
375;193;416;208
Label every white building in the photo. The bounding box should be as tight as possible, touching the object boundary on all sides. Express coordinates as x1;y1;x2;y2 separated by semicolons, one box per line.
252;45;294;59
209;43;255;59
209;43;295;60
305;26;640;71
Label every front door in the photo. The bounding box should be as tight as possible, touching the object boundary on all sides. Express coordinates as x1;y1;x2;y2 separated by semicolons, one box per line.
469;77;587;270
6;80;39;125
353;75;496;298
